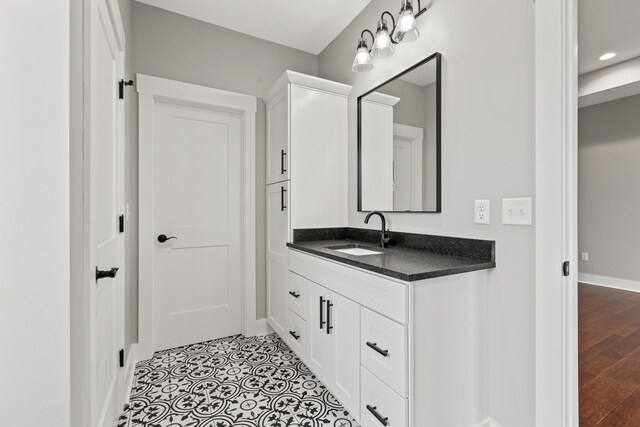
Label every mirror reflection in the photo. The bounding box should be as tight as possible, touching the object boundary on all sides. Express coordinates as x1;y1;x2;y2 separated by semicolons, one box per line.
358;53;441;212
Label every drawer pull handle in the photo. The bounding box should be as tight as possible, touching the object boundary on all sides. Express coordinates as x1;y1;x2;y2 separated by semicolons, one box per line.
366;342;389;357
289;291;300;298
366;405;389;426
289;331;300;340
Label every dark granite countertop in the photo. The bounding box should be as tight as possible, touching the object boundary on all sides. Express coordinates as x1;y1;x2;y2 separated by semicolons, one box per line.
286;228;496;282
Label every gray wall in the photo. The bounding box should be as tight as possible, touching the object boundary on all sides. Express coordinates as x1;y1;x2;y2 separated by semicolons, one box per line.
318;0;535;425
578;94;640;281
124;2;319;343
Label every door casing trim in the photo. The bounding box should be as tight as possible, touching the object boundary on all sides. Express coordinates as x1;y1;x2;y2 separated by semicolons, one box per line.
137;74;257;360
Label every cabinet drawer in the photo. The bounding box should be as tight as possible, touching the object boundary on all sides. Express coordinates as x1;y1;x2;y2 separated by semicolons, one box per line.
288;272;306;319
286;310;306;360
361;307;408;397
289;250;408;324
361;367;407;427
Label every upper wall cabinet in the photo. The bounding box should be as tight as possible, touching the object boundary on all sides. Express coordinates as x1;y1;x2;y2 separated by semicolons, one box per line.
264;71;351;230
266;87;289;184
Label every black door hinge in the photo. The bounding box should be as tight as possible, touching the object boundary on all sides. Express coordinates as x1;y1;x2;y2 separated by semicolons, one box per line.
563;261;570;277
119;215;125;233
118;79;134;99
119;349;125;368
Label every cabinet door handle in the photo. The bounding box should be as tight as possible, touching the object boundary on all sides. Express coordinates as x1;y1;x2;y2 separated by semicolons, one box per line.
289;331;300;340
288;291;300;298
319;296;326;329
280;186;287;211
366;405;389;426
366;342;389;357
281;149;287;174
326;300;334;334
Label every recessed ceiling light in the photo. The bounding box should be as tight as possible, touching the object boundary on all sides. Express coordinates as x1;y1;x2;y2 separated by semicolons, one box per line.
599;52;617;61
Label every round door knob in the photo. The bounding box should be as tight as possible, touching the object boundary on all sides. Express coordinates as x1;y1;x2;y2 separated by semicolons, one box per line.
157;234;177;243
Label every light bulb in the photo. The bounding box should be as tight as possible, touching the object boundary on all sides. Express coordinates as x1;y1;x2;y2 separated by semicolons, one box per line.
352;38;373;72
393;0;420;44
372;19;394;59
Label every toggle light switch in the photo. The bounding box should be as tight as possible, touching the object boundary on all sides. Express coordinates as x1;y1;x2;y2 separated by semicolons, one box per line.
502;198;532;225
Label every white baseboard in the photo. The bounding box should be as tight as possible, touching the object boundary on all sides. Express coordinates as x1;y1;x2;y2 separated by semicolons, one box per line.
124;343;138;403
579;273;640;294
253;318;273;336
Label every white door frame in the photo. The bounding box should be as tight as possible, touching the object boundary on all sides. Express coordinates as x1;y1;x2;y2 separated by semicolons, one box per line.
535;0;579;425
393;123;423;211
137;74;258;361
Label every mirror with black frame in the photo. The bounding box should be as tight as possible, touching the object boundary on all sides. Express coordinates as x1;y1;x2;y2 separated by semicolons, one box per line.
358;52;441;213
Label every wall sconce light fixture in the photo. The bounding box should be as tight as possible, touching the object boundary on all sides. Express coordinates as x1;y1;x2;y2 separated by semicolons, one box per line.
352;0;428;72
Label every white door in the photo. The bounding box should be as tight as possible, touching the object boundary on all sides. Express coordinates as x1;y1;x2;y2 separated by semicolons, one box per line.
266;182;289;336
88;0;125;426
266;89;289;184
153;101;243;351
306;281;334;384
331;292;361;420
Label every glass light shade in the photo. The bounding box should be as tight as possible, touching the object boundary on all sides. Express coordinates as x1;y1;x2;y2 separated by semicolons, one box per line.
371;20;394;59
352;39;373;72
393;2;420;43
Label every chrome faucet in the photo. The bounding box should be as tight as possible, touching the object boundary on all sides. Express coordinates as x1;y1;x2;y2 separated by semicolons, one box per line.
364;211;391;248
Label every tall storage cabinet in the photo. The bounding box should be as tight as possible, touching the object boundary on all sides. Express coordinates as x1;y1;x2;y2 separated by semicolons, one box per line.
264;71;350;338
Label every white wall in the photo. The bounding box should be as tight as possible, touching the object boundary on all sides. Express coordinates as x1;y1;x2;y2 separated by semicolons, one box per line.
318;0;536;425
578;94;640;282
0;1;70;425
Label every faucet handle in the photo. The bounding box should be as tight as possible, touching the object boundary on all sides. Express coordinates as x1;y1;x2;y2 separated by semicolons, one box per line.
382;229;392;246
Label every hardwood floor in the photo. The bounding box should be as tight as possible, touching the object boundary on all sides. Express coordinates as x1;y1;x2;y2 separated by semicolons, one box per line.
580;283;640;426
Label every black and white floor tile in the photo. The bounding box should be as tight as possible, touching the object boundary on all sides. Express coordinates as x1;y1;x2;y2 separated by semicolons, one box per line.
118;333;360;427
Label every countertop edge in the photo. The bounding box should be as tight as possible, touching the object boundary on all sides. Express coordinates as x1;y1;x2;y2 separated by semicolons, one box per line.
286;242;495;282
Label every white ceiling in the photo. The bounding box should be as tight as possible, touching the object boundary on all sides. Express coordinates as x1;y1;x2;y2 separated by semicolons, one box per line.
134;0;372;54
579;0;640;75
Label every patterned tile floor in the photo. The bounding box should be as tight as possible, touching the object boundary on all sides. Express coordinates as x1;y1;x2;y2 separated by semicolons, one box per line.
118;333;360;427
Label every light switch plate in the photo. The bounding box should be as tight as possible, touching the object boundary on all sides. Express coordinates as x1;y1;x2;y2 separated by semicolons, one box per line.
502;198;532;225
475;200;490;224
581;252;589;261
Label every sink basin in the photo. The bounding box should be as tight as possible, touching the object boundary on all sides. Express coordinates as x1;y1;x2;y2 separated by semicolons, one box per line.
326;244;384;256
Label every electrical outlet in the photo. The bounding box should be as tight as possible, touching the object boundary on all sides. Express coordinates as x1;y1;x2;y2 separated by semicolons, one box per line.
475;200;490;224
581;252;589;261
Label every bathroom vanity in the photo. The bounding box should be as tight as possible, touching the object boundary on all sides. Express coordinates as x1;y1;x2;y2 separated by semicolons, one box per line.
272;228;495;427
265;63;495;427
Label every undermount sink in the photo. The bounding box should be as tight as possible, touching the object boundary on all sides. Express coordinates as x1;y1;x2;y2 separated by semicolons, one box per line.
326;244;384;256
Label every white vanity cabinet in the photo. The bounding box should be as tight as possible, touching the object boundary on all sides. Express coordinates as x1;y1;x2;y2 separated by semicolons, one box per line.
265;71;350;341
285;249;490;427
305;280;361;418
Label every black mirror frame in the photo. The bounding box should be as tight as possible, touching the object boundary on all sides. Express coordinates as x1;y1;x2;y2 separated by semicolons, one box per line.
357;52;442;213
